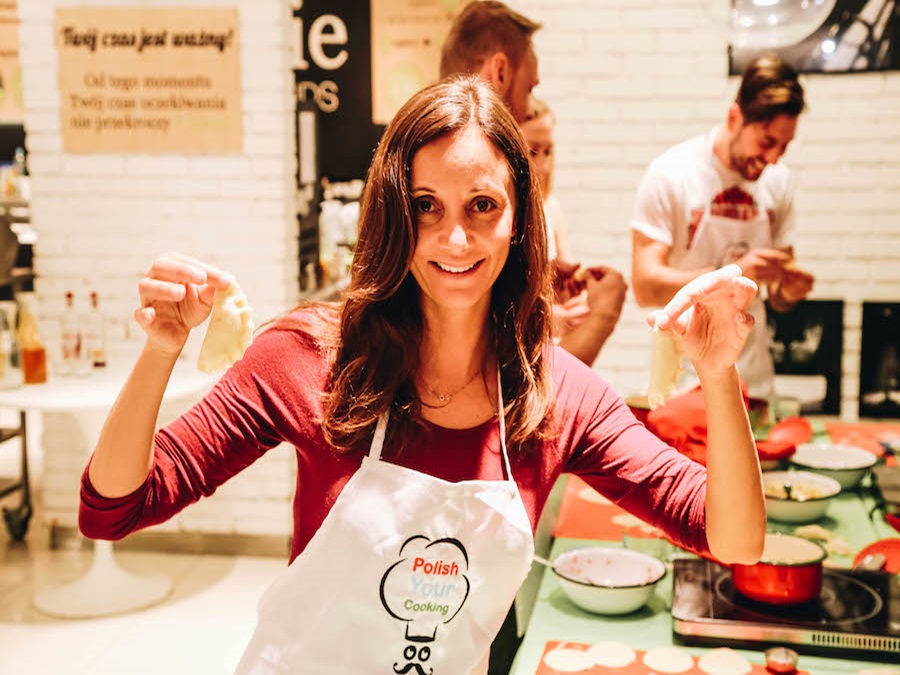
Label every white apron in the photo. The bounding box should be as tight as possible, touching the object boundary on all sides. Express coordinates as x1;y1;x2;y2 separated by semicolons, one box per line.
234;374;534;675
676;201;775;400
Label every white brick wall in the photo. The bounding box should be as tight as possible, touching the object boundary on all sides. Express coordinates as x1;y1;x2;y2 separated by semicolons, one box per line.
19;0;298;542
514;0;900;415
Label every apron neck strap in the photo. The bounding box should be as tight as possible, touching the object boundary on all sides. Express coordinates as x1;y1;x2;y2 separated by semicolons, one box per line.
368;367;513;480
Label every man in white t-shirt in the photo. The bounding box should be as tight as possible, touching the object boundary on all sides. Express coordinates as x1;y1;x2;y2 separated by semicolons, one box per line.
631;55;815;400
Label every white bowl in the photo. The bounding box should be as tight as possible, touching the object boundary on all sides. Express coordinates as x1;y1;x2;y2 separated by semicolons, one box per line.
763;470;841;523
790;442;878;489
552;547;666;615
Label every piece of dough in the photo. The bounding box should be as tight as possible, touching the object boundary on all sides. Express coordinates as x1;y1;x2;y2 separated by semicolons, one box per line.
647;326;681;409
542;647;594;672
642;646;695;673
794;524;832;541
577;487;611;505
197;282;254;374
586;641;636;668
611;513;648;529
824;535;853;556
697;648;752;675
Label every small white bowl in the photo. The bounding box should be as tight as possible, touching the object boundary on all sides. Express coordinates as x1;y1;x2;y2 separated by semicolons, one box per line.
790;442;878;489
763;470;841;524
552;547;666;615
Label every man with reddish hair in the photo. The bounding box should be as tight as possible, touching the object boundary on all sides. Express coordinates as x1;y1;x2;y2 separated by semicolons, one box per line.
440;0;541;124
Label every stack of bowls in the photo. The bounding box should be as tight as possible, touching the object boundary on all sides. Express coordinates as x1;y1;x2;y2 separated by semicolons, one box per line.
790;442;878;489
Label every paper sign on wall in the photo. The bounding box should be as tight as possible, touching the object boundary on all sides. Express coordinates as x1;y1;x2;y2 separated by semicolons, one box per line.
0;0;23;123
369;0;463;125
56;6;242;153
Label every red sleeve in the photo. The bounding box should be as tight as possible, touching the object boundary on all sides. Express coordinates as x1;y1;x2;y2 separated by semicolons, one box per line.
79;324;328;540
550;347;710;554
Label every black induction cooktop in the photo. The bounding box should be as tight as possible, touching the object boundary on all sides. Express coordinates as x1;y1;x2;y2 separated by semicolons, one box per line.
671;558;900;662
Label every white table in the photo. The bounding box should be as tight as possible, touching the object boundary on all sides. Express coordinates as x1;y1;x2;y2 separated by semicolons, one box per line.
0;361;217;618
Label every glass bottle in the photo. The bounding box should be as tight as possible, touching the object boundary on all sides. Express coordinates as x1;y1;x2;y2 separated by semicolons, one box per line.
0;296;21;388
60;291;78;375
11;147;26;199
16;292;46;384
84;291;106;368
61;291;90;376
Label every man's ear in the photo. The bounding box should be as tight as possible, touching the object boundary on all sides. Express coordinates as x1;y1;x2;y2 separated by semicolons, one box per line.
726;102;744;134
482;52;512;94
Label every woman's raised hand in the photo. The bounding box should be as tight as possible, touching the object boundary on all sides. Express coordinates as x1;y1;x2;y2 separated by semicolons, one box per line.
646;264;758;380
135;253;235;358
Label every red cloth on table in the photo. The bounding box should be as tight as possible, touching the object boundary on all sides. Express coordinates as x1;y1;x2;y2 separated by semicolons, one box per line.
644;384;795;466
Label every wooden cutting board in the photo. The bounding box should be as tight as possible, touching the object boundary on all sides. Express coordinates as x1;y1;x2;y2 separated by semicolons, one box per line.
535;640;809;675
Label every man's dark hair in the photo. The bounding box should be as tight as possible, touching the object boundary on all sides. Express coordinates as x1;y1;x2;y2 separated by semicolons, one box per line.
439;0;541;78
736;54;806;124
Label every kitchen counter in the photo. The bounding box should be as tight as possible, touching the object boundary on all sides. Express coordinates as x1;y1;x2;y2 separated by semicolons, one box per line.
512;454;900;675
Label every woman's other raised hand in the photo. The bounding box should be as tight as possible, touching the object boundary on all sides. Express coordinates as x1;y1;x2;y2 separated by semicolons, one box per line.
646;264;758;380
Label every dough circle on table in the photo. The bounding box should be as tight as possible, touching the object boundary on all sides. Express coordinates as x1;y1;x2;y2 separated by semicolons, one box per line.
647;326;681;409
642;646;695;673
698;647;752;675
611;513;647;529
586;641;636;668
577;487;611;505
542;647;595;673
197;282;254;374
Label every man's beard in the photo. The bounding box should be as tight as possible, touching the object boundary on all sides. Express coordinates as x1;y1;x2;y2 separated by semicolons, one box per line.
729;138;765;182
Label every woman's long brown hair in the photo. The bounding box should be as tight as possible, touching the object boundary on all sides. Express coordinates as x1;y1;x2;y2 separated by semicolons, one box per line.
283;76;555;454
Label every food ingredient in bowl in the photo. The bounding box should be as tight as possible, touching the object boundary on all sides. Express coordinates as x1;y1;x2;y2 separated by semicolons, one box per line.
764;480;828;501
763;471;841;523
698;647;752;675
585;641;635;668
642;646;695;673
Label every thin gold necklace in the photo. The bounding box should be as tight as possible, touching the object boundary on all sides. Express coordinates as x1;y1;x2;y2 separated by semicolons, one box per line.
420;366;483;409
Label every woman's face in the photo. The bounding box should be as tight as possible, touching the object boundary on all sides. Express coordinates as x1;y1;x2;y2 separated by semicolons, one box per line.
520;112;553;197
409;125;516;322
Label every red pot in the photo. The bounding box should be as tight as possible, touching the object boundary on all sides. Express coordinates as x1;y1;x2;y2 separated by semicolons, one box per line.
731;533;826;605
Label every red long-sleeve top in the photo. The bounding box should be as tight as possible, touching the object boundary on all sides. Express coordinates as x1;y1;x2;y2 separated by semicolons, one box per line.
80;319;710;562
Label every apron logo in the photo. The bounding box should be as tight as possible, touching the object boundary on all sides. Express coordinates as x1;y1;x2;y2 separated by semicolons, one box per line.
710;186;759;221
393;645;432;675
379;535;471;673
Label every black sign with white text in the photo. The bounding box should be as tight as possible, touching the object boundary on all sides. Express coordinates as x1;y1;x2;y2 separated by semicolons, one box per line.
292;1;384;181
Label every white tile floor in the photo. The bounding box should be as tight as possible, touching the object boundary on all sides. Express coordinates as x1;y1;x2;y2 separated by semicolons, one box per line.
0;518;285;674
